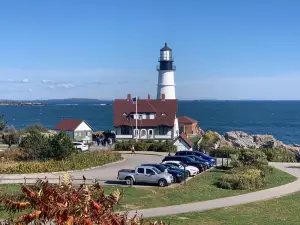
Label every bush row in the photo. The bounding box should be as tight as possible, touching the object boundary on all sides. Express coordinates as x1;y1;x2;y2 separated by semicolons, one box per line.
218;168;265;190
114;140;177;152
218;149;273;190
0;151;122;174
209;146;297;163
262;148;297;162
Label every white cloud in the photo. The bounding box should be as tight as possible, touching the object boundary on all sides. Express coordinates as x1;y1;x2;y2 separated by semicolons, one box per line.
48;85;55;89
21;78;29;83
28;88;33;92
42;79;53;84
57;83;74;89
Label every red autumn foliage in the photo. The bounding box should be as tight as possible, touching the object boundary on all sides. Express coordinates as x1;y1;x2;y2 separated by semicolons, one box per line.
1;178;169;225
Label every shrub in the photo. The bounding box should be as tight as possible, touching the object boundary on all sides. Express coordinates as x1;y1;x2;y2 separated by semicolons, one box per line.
218;168;265;190
0;148;27;161
19;131;75;161
3;132;21;145
0;151;122;174
209;146;240;157
2;177;167;224
47;131;76;160
23;123;48;133
0;114;7;131
135;141;150;151
114;140;177;152
262;148;297;162
19;130;51;160
199;130;219;151
155;141;177;152
231;149;270;174
114;140;134;151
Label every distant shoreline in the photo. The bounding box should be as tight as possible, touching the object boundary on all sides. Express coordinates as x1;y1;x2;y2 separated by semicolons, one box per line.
0;101;46;106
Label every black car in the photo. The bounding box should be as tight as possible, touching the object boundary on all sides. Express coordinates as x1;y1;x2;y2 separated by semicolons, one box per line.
162;156;206;172
185;155;211;169
141;164;186;183
162;163;189;178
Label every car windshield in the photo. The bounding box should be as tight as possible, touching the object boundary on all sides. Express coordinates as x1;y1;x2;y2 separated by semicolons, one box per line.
151;167;161;174
193;156;203;161
179;162;188;167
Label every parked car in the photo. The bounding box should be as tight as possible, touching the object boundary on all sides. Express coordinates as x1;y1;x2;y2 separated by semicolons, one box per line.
162;156;206;172
162;161;199;177
117;166;173;187
141;164;187;183
185;155;211;168
162;163;190;178
73;142;89;152
175;151;216;165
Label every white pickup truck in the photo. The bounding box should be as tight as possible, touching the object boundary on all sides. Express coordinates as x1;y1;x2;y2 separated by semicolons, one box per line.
117;165;173;187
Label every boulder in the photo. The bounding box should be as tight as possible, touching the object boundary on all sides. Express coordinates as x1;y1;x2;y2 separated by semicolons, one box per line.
224;131;257;149
213;132;233;149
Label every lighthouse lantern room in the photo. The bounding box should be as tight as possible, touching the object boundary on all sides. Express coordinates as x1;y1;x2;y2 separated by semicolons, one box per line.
157;43;176;100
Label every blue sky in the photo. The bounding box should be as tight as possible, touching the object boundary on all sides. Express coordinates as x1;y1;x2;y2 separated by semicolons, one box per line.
1;0;300;100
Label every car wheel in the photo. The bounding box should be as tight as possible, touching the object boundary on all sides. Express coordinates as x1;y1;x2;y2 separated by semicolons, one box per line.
187;171;191;177
125;177;134;185
158;179;168;187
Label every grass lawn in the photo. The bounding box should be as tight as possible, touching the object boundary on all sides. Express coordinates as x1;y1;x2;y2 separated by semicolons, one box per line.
151;191;300;225
106;167;296;211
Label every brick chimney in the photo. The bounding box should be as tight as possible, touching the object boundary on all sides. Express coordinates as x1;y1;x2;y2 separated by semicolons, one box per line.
148;94;150;100
127;94;131;100
161;93;165;100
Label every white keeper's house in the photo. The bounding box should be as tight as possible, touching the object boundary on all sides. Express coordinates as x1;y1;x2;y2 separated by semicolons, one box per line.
54;119;93;143
113;93;179;141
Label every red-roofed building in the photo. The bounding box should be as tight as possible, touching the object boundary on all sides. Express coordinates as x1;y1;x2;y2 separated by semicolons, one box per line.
178;116;200;137
54;119;93;142
173;132;194;151
113;94;179;141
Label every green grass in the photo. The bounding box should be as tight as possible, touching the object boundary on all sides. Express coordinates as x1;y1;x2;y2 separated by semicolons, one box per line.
106;167;296;211
151;191;300;225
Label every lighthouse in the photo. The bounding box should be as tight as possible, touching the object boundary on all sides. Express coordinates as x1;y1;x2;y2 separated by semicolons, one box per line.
156;43;176;100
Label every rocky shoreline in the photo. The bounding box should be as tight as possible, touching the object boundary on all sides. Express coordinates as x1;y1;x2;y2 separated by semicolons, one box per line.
208;131;300;153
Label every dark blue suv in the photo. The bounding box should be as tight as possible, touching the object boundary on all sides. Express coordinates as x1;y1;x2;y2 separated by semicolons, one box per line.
175;151;216;165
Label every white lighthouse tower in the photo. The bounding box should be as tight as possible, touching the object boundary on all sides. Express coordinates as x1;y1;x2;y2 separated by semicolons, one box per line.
156;43;176;99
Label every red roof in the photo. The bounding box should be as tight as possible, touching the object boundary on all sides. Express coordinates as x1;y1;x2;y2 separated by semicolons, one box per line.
178;116;198;124
113;98;178;127
54;119;85;131
177;132;194;148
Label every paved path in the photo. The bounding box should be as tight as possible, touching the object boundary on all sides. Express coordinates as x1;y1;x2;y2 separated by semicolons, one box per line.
124;162;300;218
0;153;164;185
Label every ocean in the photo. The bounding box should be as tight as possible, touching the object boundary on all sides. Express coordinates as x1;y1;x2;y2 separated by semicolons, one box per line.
1;100;300;144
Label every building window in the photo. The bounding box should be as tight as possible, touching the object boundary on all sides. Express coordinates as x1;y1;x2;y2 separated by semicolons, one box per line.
159;126;168;135
141;129;147;137
134;129;139;137
146;113;150;119
148;129;153;136
121;126;130;135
